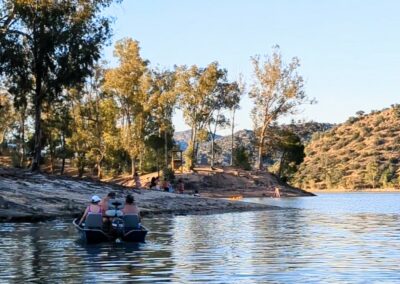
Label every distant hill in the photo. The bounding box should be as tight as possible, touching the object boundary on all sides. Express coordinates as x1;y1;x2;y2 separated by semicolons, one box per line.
173;130;222;152
294;105;400;190
174;122;333;166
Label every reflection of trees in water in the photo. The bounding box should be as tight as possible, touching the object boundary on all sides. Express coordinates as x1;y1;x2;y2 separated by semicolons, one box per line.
31;223;85;283
251;209;313;273
0;222;86;282
168;210;314;281
1;225;35;282
169;213;263;281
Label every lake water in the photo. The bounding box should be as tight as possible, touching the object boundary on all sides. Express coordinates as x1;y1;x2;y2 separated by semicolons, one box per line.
1;193;400;283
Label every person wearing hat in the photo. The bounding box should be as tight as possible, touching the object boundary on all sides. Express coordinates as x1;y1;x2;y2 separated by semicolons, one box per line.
78;195;103;225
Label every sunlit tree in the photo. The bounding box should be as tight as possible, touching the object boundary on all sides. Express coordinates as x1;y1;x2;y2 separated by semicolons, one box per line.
176;62;233;169
104;38;149;177
250;46;313;169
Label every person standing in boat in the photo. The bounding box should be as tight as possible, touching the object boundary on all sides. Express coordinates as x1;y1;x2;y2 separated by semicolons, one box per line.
122;194;140;216
78;195;102;225
99;191;116;213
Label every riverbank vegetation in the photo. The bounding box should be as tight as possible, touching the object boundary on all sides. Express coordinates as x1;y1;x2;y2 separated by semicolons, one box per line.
0;0;314;189
295;105;400;190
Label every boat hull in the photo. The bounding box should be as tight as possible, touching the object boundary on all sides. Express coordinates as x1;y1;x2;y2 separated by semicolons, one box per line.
123;228;147;243
73;219;147;244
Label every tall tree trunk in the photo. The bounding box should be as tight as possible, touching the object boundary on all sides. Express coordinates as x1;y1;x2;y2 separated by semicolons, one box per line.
97;160;102;179
131;156;136;178
31;21;44;173
164;130;168;168
139;147;143;173
31;85;42;172
190;126;197;169
78;154;85;178
60;132;66;175
61;156;66;175
50;152;54;174
210;135;215;168
210;113;219;169
257;125;268;170
230;108;236;166
257;136;265;170
157;152;160;177
97;152;104;179
20;113;26;168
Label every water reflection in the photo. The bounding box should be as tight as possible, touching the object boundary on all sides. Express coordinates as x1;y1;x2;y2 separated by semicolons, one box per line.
1;194;400;282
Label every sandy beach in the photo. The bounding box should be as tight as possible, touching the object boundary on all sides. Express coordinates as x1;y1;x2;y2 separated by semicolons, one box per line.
0;168;286;222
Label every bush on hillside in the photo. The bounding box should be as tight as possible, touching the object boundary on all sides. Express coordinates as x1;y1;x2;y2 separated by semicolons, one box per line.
233;146;251;170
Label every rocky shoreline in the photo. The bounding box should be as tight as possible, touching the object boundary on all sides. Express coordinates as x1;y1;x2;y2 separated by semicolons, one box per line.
0;168;284;222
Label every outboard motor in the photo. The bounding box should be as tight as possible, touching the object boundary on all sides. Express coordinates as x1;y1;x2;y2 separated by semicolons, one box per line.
105;200;125;240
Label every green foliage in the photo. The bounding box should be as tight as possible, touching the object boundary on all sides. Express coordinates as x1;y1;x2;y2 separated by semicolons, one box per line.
233;145;251;170
184;142;195;170
176;62;239;167
249;46;314;169
0;0;116;171
10;150;22;168
271;130;305;181
0;92;14;144
162;167;175;181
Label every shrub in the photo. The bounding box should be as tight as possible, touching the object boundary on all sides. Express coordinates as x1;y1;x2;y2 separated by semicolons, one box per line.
233;146;251;170
162;167;175;181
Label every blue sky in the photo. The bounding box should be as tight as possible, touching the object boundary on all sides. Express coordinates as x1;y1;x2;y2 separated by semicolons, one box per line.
103;0;400;133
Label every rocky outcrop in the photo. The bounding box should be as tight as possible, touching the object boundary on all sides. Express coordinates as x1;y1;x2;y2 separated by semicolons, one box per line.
0;168;281;222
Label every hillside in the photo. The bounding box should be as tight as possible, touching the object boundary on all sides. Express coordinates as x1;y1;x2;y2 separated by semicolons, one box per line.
178;122;333;166
294;106;400;190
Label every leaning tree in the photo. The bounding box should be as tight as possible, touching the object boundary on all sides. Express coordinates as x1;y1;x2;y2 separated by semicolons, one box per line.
250;46;314;170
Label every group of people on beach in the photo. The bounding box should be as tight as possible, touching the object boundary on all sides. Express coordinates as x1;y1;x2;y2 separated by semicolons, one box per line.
133;172;185;194
148;176;185;194
78;192;140;226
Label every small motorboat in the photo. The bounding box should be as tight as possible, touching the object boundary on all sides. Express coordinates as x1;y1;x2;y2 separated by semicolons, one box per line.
73;200;148;244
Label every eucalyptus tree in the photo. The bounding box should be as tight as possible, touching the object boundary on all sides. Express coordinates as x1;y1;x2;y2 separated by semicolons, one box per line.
0;0;117;172
176;62;231;169
148;69;177;167
104;38;149;177
206;81;241;168
0;90;13;146
86;67;120;179
250;46;313;170
230;76;245;166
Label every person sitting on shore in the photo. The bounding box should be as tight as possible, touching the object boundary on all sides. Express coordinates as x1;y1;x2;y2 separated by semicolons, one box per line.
177;178;184;194
155;177;161;190
122;194;140;216
162;179;170;192
149;177;156;189
134;172;142;189
78;195;102;226
100;192;116;214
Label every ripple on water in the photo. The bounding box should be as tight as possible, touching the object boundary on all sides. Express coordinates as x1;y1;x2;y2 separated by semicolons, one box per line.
0;194;400;282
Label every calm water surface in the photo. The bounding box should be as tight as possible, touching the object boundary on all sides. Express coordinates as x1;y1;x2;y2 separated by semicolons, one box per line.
1;193;400;283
